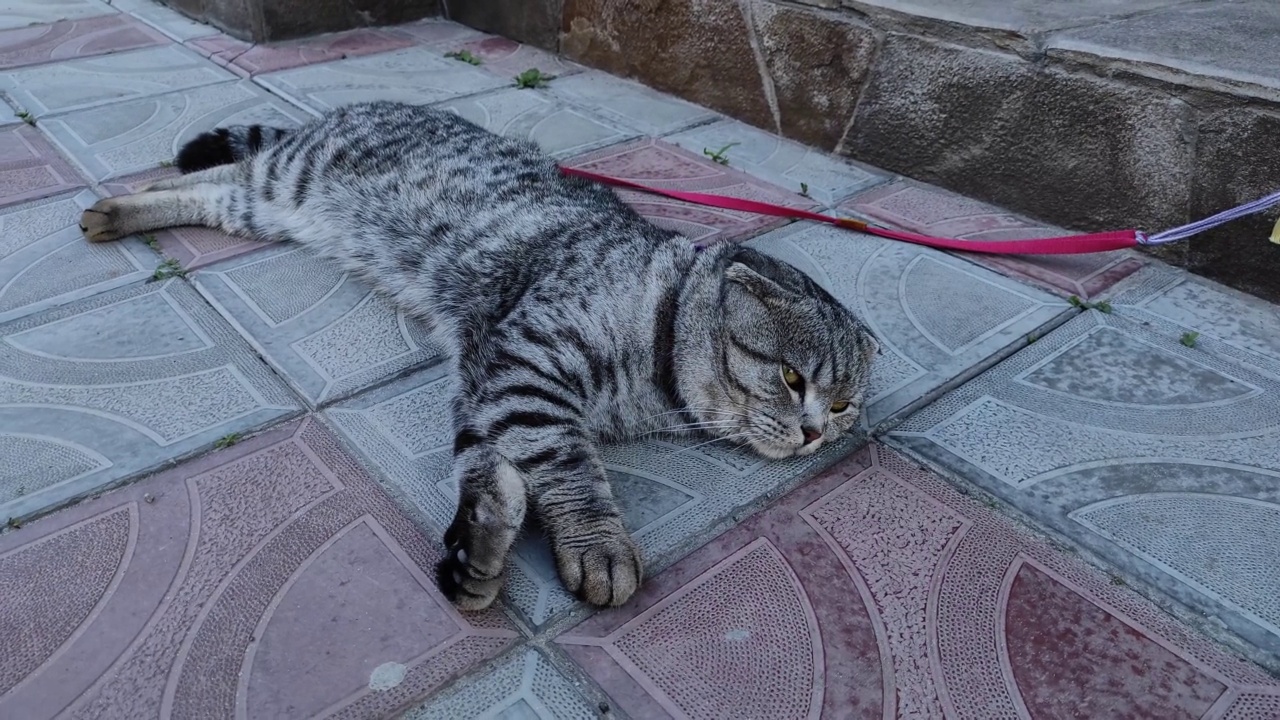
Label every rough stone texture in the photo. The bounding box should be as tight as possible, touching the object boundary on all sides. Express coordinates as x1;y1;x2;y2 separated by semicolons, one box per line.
403;647;597;719
0;14;169;70
187;27;414;76
558;445;1280;719
102;168;261;270
325;362;859;627
745;222;1068;428
446;0;564;52
0;0;116;32
562;138;816;246
665;119;887;207
561;0;776;133
38;80;314;181
890;263;1280;662
450;35;583;81
843;33;1194;235
0;44;233;117
1185;107;1280;305
158;0;438;43
0;122;87;209
193;245;444;407
546;70;718;138
1049;0;1280;98
845;0;1187;33
436;87;635;159
844;180;1148;299
0;279;300;523
254;46;507;113
750;1;879;151
0;190;157;325
0;418;517;719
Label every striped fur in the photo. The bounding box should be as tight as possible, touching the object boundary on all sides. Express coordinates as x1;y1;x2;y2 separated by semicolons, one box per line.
79;102;878;609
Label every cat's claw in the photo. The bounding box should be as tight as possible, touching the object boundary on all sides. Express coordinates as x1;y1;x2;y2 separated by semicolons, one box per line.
79;199;124;243
555;529;643;607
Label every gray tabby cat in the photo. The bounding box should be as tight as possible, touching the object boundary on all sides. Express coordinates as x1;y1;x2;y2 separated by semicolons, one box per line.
79;101;878;610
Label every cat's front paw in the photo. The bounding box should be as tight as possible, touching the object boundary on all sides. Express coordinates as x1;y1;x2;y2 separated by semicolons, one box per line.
554;528;643;607
79;199;124;243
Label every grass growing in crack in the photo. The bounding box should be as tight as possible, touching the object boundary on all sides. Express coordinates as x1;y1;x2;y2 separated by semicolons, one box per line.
214;433;242;449
1110;575;1126;586
158;159;174;168
16;111;35;126
799;182;810;198
152;258;186;280
703;142;738;166
514;68;553;89
1026;332;1039;345
1068;295;1112;314
141;233;161;252
445;49;482;65
5;517;21;530
1180;331;1200;348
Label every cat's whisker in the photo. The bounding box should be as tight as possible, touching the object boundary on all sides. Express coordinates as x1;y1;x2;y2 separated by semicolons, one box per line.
640;420;737;437
668;432;757;457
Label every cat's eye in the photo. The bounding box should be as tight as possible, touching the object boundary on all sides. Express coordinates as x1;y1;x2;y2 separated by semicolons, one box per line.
830;401;851;414
781;365;804;393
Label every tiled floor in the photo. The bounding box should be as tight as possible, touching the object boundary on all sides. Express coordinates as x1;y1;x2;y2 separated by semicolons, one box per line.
2;4;1278;718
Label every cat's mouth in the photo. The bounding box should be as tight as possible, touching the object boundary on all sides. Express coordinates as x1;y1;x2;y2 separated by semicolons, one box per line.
744;435;824;460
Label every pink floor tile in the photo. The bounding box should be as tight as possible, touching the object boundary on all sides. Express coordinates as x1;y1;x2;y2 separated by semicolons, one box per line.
103;168;262;269
0;122;86;208
448;36;582;81
0;418;518;720
0;14;169;70
844;181;1146;299
564;138;817;246
390;18;488;47
558;444;1280;719
187;27;413;76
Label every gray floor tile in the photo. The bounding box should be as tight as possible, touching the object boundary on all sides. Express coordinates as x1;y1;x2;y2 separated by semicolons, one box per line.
546;70;717;137
0;44;233;116
744;222;1070;428
0;190;157;324
665;119;889;206
889;264;1280;657
403;647;597;720
254;46;508;114
0;278;301;522
38;79;314;181
192;245;443;407
110;0;218;41
0;0;115;31
325;363;857;627
436;87;636;159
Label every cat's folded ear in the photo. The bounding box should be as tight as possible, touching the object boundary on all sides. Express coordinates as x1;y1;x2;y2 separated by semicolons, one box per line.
725;262;789;305
859;328;882;359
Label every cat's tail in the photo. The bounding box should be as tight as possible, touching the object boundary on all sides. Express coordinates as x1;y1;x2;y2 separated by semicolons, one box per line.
174;125;293;173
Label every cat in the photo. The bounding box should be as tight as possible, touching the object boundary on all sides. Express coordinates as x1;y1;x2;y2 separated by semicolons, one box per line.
79;101;879;610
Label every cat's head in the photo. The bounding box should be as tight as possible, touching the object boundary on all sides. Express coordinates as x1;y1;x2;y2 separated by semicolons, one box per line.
683;248;878;459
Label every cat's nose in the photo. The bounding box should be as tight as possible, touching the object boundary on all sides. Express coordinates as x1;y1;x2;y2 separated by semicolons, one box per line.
801;426;823;445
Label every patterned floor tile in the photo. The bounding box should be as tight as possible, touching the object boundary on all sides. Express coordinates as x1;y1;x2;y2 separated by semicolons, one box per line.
0;190;156;324
192;245;443;407
387;18;488;47
0;14;168;70
325;362;859;627
0;418;519;720
664;119;888;206
188;28;414;76
0;0;115;31
436;87;635;159
110;0;218;41
403;646;599;719
448;36;583;81
557;444;1280;719
546;70;718;137
102;167;260;269
254;46;508;114
889;263;1280;661
39;79;314;181
843;181;1147;300
745;222;1069;427
562;138;818;246
0;121;86;208
0;44;233;117
0;279;301;523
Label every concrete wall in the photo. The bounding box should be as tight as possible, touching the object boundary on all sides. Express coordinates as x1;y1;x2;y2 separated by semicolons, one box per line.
161;0;438;42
